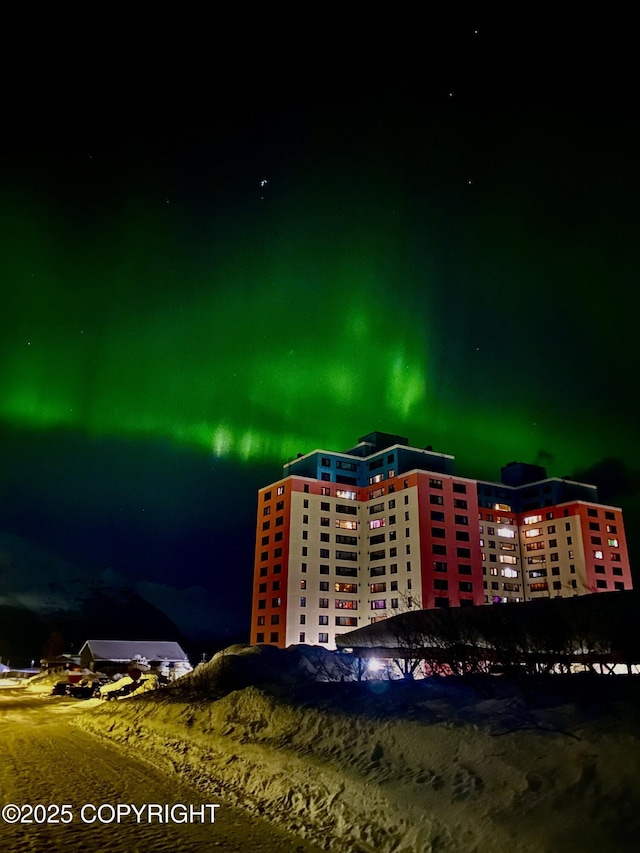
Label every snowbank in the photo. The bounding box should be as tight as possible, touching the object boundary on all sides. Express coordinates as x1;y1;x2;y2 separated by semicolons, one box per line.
76;645;640;852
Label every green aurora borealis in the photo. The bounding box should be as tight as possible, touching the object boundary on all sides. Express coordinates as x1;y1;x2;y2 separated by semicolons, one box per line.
1;156;637;482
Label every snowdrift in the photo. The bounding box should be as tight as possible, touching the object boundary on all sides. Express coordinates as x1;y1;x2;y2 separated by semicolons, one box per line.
76;644;640;852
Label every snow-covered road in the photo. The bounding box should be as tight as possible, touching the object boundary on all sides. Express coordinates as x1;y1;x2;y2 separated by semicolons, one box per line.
0;689;323;852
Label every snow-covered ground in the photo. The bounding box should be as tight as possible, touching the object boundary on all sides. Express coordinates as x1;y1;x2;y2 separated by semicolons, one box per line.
72;644;640;853
0;683;324;852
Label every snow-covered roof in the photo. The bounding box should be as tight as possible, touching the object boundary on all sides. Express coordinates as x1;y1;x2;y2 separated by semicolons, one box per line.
78;640;188;662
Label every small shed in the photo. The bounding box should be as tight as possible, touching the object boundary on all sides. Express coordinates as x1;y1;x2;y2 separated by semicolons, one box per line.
78;639;190;676
42;654;81;672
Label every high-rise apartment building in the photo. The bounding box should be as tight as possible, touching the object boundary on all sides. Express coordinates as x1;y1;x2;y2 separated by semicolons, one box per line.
250;433;633;649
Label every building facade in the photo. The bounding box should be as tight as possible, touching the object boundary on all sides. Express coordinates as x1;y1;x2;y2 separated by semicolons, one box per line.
250;433;633;649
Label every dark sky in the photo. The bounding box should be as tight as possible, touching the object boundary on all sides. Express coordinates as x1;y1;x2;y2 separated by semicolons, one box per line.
1;20;639;645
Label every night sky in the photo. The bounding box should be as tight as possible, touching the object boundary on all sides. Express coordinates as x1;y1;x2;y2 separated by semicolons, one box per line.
1;22;639;650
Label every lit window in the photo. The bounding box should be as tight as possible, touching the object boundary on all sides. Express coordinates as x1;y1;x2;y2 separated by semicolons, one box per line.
594;550;604;560
370;600;386;610
525;528;543;538
369;518;386;529
524;514;542;525
497;527;515;539
336;489;357;500
608;538;619;547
